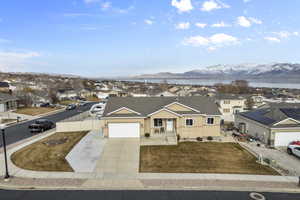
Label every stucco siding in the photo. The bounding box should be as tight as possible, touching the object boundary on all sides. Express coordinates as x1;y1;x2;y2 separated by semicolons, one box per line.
113;108;136;114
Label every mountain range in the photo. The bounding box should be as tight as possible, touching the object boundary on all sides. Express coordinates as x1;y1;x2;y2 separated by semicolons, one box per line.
134;63;300;82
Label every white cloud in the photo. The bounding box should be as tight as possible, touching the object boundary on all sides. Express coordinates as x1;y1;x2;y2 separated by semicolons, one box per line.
175;22;190;30
144;19;154;25
211;21;230;28
195;23;207;28
171;0;193;13
237;16;262;27
272;31;300;39
182;33;238;50
264;37;281;43
249;17;262;24
101;2;112;11
237;16;251;27
0;51;41;72
201;0;230;12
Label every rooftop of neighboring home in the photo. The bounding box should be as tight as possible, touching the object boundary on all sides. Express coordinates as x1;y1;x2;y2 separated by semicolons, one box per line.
214;93;249;100
102;96;221;118
0;93;17;103
238;103;300;128
0;82;9;88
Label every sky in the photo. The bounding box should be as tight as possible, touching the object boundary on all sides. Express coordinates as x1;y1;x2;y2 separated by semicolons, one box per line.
0;0;300;77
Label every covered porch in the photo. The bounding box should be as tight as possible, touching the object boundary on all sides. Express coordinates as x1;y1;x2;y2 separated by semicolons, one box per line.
141;118;178;146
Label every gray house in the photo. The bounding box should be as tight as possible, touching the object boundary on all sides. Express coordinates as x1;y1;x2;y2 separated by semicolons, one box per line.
235;104;300;147
0;93;18;112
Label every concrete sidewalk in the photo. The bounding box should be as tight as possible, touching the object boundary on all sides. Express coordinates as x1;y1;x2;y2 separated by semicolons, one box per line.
1;129;300;192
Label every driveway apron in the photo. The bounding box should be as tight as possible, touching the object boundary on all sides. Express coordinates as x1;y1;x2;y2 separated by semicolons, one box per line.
94;138;140;179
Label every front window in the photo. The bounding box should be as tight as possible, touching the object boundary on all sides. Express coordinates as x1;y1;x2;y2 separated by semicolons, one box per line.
186;119;193;126
224;100;231;104
223;108;230;113
207;118;214;125
154;119;163;127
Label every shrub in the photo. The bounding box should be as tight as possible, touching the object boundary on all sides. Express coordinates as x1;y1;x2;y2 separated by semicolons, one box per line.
207;136;213;141
196;137;203;142
145;133;150;138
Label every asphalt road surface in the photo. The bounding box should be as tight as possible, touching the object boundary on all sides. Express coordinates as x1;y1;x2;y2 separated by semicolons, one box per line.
0;190;300;200
0;102;96;147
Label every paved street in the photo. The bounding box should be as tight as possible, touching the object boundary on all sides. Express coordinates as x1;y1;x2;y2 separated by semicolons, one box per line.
0;189;300;200
0;103;96;147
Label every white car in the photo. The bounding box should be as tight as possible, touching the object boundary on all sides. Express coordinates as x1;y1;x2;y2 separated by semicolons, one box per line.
287;144;300;157
89;103;105;115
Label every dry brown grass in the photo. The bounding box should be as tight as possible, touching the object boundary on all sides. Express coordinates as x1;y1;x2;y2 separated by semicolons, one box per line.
14;107;61;116
140;142;279;175
11;132;88;172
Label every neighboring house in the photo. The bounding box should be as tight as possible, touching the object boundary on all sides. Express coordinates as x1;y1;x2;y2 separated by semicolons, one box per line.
101;96;221;141
154;91;176;97
0;82;10;92
235;104;300;147
215;94;247;122
0;93;18;112
57;89;79;100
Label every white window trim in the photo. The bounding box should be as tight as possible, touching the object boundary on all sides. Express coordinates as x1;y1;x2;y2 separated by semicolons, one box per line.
154;119;163;128
206;117;215;125
185;118;194;127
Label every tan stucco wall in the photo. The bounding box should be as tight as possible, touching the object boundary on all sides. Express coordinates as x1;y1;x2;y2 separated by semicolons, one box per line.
177;116;221;138
166;103;193;111
103;110;221;139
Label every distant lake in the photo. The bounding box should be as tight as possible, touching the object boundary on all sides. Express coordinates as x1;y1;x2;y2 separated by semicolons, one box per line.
122;79;300;89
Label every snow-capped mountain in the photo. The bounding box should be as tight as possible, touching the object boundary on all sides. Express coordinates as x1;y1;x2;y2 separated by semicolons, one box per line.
136;63;300;81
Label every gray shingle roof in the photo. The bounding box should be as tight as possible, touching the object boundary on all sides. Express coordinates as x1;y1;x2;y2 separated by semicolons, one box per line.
0;93;17;103
103;96;221;117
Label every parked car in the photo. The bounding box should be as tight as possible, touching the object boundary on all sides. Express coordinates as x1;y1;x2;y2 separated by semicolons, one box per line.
287;143;300;158
66;104;77;110
79;101;88;106
89;103;105;114
40;102;50;107
28;119;55;133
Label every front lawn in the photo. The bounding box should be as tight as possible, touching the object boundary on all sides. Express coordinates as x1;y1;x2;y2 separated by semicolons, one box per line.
140;142;279;175
14;107;61;116
11;131;88;172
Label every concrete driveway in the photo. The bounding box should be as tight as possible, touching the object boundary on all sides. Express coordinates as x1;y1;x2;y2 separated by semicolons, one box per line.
94;138;140;179
242;142;300;176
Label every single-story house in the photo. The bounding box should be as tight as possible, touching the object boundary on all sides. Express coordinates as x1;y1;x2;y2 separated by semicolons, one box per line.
101;96;221;139
235;104;300;147
0;93;18;112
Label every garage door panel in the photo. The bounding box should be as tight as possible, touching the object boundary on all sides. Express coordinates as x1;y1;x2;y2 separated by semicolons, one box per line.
275;132;300;147
108;123;140;138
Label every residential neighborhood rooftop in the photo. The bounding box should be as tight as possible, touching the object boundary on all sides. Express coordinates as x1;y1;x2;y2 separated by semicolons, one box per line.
103;96;221;117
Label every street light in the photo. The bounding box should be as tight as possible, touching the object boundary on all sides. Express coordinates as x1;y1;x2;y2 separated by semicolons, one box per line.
0;124;10;180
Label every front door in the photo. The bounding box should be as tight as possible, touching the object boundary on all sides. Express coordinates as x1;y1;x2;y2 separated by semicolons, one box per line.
166;119;173;132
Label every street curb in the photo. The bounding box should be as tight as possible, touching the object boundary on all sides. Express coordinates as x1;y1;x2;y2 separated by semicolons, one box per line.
0;182;300;193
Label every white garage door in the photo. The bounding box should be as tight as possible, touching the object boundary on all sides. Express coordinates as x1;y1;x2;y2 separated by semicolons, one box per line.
108;123;140;138
274;132;300;147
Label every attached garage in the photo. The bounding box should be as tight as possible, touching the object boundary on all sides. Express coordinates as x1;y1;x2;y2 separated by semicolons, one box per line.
274;132;300;147
108;123;140;138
